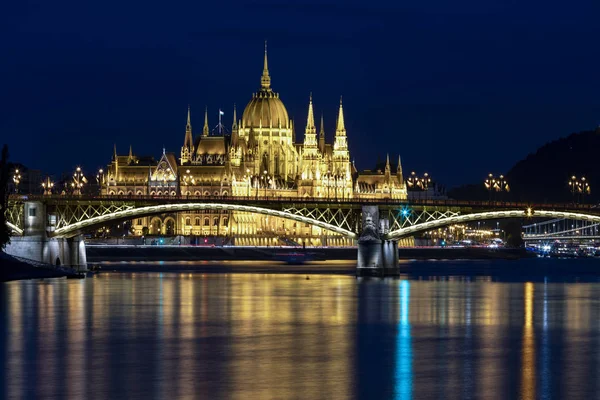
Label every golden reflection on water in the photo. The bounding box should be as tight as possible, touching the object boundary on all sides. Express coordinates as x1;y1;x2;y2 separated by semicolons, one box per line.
2;274;600;399
521;282;535;400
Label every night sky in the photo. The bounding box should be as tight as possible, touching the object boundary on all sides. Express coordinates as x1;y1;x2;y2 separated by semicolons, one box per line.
2;0;600;187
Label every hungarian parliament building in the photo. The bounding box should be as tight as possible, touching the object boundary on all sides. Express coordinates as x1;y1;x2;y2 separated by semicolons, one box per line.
102;46;407;246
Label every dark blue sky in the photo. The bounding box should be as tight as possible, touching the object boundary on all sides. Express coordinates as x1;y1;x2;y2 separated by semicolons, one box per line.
2;0;600;186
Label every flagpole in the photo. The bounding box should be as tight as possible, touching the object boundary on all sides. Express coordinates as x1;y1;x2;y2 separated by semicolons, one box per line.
218;108;222;135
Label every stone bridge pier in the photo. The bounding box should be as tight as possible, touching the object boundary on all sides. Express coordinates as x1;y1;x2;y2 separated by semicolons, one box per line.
356;206;399;277
4;201;87;270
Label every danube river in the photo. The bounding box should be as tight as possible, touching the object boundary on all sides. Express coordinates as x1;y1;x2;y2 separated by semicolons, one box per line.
2;260;600;399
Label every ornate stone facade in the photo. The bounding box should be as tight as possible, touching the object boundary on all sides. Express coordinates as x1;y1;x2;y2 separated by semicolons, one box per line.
102;45;407;246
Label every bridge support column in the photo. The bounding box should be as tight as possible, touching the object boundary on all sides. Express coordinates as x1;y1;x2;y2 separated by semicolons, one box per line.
356;206;399;277
4;201;88;271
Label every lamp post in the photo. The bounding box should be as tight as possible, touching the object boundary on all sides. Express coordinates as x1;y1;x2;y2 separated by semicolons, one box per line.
569;176;579;203
484;173;495;201
42;176;54;195
12;169;21;194
263;170;268;198
246;168;251;197
580;176;591;204
72;167;86;195
96;168;104;195
182;169;194;196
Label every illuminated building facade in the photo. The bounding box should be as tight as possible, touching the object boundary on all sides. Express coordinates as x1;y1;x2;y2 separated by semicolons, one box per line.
102;45;407;246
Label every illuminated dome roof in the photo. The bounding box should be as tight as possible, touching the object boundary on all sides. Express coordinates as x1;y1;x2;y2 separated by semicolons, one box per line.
242;44;289;129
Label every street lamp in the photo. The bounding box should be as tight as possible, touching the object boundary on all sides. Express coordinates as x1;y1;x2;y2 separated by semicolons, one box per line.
569;175;578;202
246;168;251;197
484;173;496;201
580;176;591;203
72;166;86;195
263;170;268;198
12;169;21;193
182;169;195;196
42;176;54;195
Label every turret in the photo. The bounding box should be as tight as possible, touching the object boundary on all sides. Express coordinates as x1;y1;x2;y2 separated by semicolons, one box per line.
128;145;134;164
396;155;404;185
335;96;346;136
385;153;391;176
181;106;194;164
202;106;209;137
303;93;318;152
319;113;325;154
231;103;239;147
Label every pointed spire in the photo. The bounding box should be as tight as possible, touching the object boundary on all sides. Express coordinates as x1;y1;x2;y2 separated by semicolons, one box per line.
260;41;271;89
232;103;238;131
202;106;209;137
319;113;325;153
306;93;315;130
385;153;391;175
186;104;191;127
113;144;117;161
397;155;403;175
319;113;325;137
129;145;133;159
336;96;345;134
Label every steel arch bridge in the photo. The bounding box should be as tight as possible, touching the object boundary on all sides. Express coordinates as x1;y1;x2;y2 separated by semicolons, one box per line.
384;209;600;239
6;195;600;241
52;202;359;239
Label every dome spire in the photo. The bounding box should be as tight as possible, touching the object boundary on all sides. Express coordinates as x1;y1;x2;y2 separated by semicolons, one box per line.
260;41;271;90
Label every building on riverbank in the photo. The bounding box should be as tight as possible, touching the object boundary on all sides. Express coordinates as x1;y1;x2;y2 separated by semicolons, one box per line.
101;45;407;246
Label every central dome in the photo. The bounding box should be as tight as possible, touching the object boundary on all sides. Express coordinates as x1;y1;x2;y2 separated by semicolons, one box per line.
242;91;289;128
241;44;289;129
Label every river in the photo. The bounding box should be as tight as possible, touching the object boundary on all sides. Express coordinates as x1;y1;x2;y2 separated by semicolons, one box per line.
2;259;600;399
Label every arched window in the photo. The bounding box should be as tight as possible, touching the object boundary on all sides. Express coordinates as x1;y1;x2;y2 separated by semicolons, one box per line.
195;217;200;226
185;217;191;226
170;191;176;196
118;190;124;195
194;191;201;196
223;217;229;227
204;191;210;196
204;217;210;226
222;191;228;197
136;190;143;195
213;217;219;226
213;191;219;196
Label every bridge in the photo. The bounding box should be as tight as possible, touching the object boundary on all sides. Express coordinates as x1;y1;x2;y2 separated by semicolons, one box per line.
523;218;600;243
5;194;600;275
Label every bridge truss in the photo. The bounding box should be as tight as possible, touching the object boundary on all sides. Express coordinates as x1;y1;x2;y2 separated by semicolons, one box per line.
8;195;600;241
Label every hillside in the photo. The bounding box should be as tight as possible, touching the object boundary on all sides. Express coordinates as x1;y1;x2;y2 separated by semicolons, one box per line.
449;127;600;203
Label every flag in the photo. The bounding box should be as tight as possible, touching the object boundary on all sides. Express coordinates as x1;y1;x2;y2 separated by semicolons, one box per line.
219;110;224;116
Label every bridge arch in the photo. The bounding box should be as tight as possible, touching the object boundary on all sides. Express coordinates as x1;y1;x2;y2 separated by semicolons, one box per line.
6;221;23;235
385;210;600;239
52;202;358;239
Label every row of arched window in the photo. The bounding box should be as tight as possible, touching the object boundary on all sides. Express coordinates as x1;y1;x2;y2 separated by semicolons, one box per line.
107;190;230;197
184;217;229;227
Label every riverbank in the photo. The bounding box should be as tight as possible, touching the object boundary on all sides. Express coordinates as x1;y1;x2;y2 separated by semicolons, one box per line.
0;252;75;282
87;245;533;263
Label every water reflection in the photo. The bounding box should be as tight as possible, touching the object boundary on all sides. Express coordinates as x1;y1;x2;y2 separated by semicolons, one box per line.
2;272;600;399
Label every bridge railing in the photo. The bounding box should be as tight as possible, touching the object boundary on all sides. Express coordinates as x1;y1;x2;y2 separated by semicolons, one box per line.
8;194;599;211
